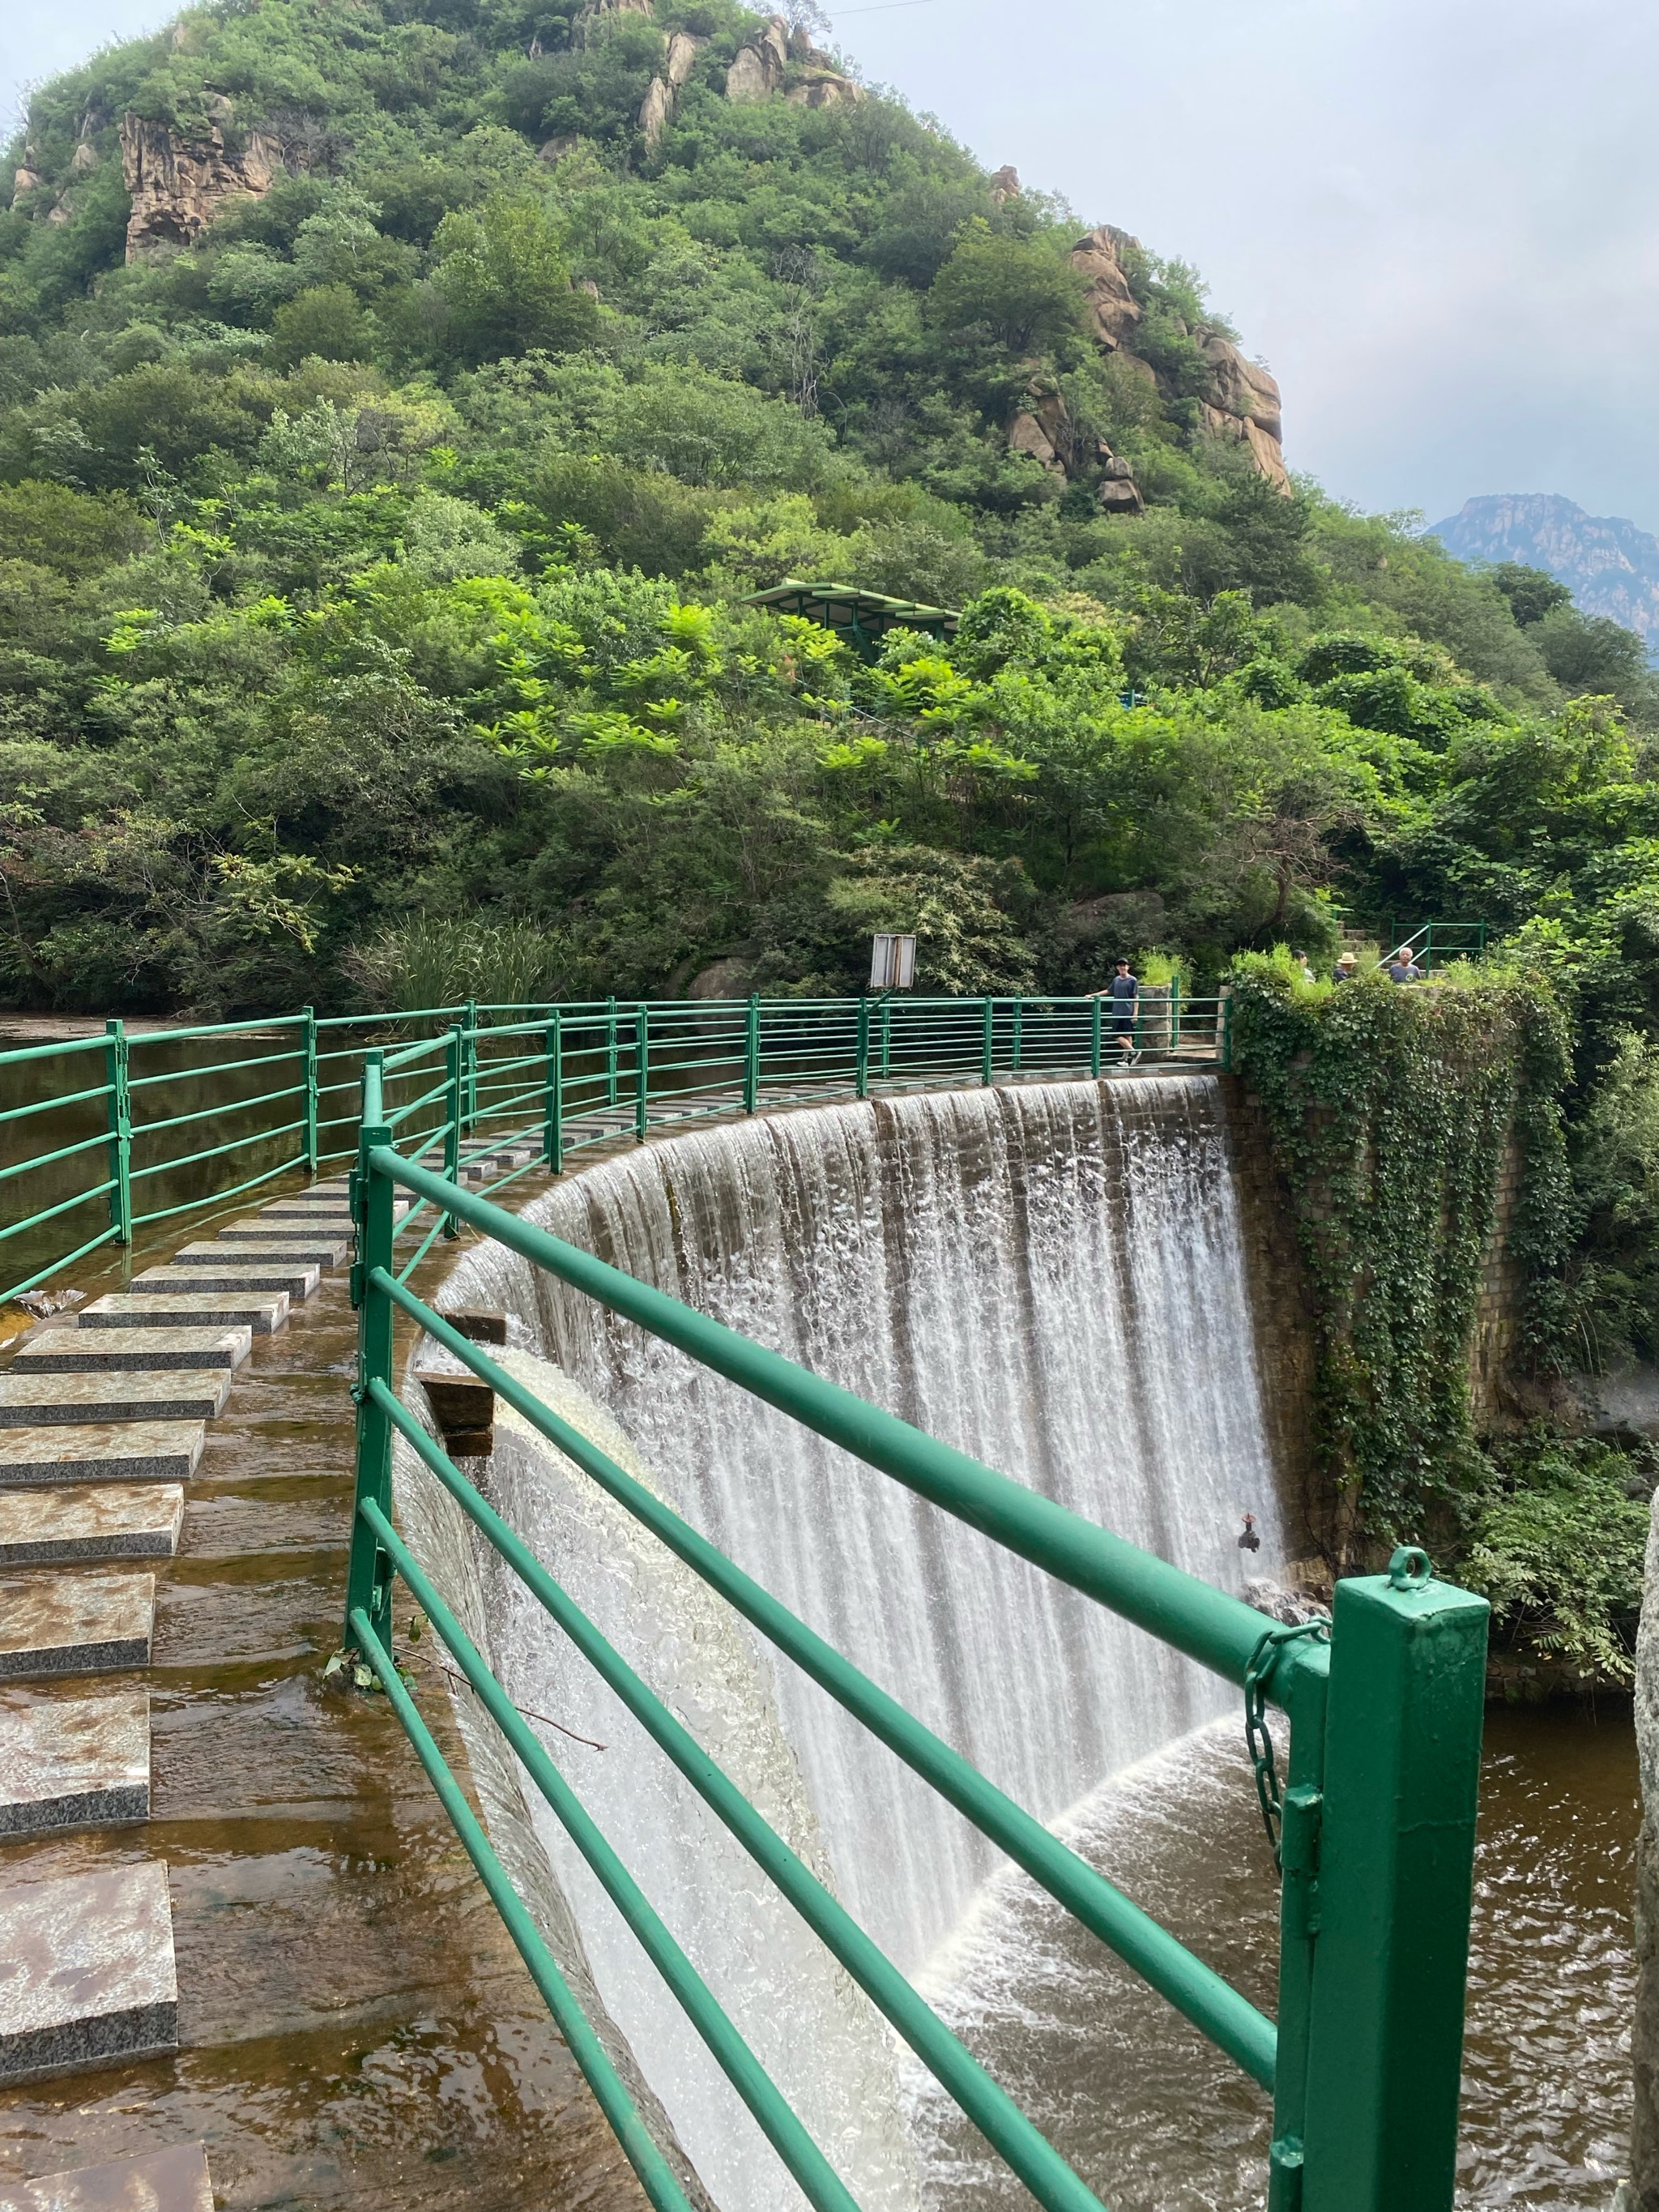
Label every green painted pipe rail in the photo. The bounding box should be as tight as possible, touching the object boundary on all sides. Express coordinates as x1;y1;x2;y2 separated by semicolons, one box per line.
340;1054;1488;2212
373;1266;1279;2088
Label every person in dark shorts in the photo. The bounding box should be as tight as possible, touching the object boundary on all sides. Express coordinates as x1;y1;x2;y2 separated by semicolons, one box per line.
1107;958;1138;1057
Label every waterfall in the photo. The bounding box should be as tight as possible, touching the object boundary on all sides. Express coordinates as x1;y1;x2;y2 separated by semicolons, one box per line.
433;1074;1286;2209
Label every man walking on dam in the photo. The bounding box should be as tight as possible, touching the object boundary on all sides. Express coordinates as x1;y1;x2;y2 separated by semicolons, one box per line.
1103;959;1139;1059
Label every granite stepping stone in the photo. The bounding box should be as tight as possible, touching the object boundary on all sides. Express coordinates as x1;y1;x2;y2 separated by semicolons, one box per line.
0;1573;155;1680
0;1859;177;2084
79;1293;288;1335
0;1687;149;1835
130;1262;319;1302
0;1424;203;1487
216;1217;353;1249
0;2142;210;2212
0;1484;184;1567
175;1234;348;1268
11;1327;252;1374
0;1372;230;1427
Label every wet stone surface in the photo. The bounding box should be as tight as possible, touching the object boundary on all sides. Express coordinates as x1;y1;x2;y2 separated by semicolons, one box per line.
0;1691;150;1836
129;1267;320;1305
0;1428;203;1488
0;1575;155;1680
0;1376;230;1428
0;1225;643;2212
0;1860;177;2086
0;1485;184;1568
79;1298;287;1337
11;1334;251;1377
0;2139;212;2212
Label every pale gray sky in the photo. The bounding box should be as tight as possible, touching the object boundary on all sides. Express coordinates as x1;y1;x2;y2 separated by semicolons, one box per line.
6;0;1654;533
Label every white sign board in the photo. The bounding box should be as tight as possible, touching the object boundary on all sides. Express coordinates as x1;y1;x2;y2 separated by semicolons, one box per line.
869;934;917;991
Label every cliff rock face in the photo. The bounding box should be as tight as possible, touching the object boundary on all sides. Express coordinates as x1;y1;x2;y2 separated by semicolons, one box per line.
726;17;789;100
119;112;296;260
638;29;704;145
1430;493;1659;649
1009;223;1286;501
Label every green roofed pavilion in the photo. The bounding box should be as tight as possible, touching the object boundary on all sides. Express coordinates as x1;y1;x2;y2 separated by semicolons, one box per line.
736;579;959;661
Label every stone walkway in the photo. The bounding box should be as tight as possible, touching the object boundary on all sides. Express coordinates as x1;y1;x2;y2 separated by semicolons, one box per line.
0;1167;642;2212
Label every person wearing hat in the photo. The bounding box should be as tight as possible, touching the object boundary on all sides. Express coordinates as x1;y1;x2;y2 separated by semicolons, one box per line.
1333;950;1358;982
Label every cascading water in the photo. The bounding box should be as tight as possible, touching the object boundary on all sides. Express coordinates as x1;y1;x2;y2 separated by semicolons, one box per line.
430;1074;1287;2209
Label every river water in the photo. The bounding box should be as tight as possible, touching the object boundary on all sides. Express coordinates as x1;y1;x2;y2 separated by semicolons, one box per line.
430;1075;1639;2210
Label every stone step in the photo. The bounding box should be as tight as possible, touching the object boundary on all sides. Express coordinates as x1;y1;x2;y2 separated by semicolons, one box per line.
0;1573;155;1680
0;1687;149;1836
217;1216;354;1247
0;1860;177;2085
0;1372;230;1428
177;1234;348;1269
0;1424;203;1488
79;1292;287;1335
0;1484;185;1567
11;1326;252;1374
130;1262;319;1302
0;2142;210;2212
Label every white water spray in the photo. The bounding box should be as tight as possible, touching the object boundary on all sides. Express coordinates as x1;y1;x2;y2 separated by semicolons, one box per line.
438;1075;1286;2208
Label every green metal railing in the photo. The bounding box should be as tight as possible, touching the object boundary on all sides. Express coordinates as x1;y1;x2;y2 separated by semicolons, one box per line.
2;992;1227;1310
343;1051;1488;2212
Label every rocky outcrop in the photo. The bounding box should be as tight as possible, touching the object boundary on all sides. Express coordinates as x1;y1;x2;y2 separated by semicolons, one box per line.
572;0;655;41
989;164;1021;205
1007;373;1145;514
1071;224;1142;350
1063;220;1289;491
118;111;298;260
638;29;703;146
787;71;864;108
726;15;789;100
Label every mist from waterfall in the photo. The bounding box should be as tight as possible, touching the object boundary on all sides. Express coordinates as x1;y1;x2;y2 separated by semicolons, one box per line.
438;1074;1286;2210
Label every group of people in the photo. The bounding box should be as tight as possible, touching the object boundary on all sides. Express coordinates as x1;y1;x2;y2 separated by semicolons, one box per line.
1294;947;1426;985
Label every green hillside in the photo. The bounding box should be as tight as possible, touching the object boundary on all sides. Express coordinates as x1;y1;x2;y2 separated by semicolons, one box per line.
4;0;1657;1658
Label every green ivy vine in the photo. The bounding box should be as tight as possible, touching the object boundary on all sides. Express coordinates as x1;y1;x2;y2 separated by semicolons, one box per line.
1228;955;1572;1550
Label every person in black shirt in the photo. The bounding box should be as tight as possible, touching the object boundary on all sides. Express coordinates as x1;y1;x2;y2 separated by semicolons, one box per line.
1107;958;1138;1058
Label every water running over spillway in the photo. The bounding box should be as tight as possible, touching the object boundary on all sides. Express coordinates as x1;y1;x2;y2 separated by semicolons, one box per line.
437;1075;1286;2209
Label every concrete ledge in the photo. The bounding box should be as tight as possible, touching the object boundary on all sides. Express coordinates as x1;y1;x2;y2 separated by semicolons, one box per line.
215;1219;352;1249
12;1329;251;1374
0;1484;184;1567
0;1373;229;1428
175;1237;348;1270
79;1295;288;1336
0;2142;211;2212
0;1860;177;2085
0;1574;155;1680
0;1688;149;1835
130;1265;320;1303
0;1424;204;1486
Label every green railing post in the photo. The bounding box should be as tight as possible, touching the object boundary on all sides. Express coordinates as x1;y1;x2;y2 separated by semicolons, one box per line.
442;1024;463;1238
301;1006;320;1173
463;999;480;1135
1012;994;1023;1072
1090;995;1102;1078
744;993;760;1115
103;1018;132;1244
855;997;872;1100
1222;989;1235;1072
635;1004;650;1142
879;996;891;1083
605;995;620;1109
1299;1552;1488;2212
982;997;995;1087
544;1009;564;1172
1171;977;1181;1055
345;1052;398;1654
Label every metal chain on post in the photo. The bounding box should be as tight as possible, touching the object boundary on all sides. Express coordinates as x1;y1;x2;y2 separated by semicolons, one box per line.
345;1050;397;1657
1244;1619;1330;1872
301;1006;319;1173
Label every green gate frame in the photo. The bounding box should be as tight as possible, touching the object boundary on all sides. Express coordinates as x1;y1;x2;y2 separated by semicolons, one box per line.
343;1049;1488;2212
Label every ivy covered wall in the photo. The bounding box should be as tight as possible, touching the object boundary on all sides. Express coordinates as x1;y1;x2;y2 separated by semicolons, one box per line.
1227;958;1572;1570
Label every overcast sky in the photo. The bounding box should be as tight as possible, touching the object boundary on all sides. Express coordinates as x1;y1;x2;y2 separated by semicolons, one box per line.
6;0;1654;533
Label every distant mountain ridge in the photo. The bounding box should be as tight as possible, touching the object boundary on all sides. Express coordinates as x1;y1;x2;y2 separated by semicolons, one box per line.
1430;493;1659;648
